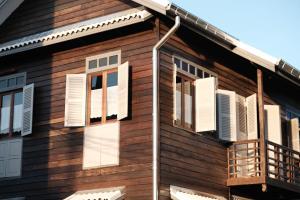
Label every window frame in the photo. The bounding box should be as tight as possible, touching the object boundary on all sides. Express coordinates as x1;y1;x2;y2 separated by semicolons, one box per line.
86;68;118;126
85;50;121;74
173;55;217;132
175;73;195;131
0;89;23;138
0;72;26;93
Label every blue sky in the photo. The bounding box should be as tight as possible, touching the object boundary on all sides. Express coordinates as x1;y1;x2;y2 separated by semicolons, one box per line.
172;0;300;69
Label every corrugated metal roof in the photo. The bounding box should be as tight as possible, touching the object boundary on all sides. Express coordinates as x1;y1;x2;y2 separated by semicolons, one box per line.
0;7;152;57
170;186;224;200
64;187;125;200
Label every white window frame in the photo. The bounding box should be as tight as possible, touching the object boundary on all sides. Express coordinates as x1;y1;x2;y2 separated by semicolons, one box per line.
85;50;121;74
173;55;218;80
173;55;218;132
0;72;26;93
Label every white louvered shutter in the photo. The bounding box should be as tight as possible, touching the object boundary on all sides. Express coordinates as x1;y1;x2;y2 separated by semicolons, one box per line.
22;83;34;136
264;105;282;145
64;74;86;127
117;62;129;120
246;94;258;140
5;139;22;177
195;77;216;132
236;95;247;141
217;89;237;141
291;118;300;152
0;141;7;178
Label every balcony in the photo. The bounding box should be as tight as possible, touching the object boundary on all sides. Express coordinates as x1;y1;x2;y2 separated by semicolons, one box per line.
227;139;300;193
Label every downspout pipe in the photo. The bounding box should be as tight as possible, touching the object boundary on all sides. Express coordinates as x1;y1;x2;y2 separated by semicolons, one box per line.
152;16;180;200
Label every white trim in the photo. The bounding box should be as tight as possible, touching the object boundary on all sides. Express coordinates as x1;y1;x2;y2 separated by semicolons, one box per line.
0;0;23;26
132;0;171;14
85;50;121;74
173;55;218;79
0;72;26;93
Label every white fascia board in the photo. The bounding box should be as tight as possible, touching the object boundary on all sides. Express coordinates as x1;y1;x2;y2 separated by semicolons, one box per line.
132;0;171;14
232;41;280;72
0;0;24;26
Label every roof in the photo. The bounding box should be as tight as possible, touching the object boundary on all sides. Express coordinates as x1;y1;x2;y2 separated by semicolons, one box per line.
170;186;225;200
0;0;24;26
132;0;300;85
64;187;125;200
0;7;152;57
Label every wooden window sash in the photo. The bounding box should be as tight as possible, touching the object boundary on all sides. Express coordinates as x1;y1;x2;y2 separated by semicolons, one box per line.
87;68;118;126
0;89;22;138
176;73;195;131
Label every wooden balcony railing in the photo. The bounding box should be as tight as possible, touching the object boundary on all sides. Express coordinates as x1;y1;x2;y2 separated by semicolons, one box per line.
228;139;261;179
266;140;300;185
228;139;300;190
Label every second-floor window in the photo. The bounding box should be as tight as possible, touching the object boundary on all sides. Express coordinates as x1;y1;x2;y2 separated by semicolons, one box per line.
173;56;216;131
0;91;23;135
88;69;118;125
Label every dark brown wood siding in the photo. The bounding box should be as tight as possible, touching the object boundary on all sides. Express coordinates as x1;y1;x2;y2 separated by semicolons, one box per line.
0;0;140;43
158;17;300;199
0;13;156;200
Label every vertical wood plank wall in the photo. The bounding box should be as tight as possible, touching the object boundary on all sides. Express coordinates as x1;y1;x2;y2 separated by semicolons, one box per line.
0;1;155;199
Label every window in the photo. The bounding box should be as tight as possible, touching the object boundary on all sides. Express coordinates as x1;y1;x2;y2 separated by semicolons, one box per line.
88;69;118;125
175;74;194;130
86;51;121;73
0;138;22;178
173;56;216;131
0;72;33;137
0;91;23;135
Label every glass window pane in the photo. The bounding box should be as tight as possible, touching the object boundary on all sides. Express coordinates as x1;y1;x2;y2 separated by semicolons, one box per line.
190;65;196;75
182;61;188;72
176;76;182;125
106;72;118;120
13;92;23;132
16;76;24;85
184;80;193;129
99;57;108;68
90;76;102;123
0;80;7;89
197;69;203;78
174;58;181;69
204;72;210;78
8;78;16;87
89;60;97;69
109;55;118;65
1;95;11;134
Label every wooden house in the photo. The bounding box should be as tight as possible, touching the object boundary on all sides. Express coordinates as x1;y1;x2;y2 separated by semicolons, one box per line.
0;0;299;199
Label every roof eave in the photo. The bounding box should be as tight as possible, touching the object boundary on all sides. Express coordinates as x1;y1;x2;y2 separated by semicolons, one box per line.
0;0;24;26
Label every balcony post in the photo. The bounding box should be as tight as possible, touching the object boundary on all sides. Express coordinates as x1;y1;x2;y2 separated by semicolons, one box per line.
257;68;267;186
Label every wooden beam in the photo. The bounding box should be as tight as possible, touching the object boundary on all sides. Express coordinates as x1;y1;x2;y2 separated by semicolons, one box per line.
257;68;267;183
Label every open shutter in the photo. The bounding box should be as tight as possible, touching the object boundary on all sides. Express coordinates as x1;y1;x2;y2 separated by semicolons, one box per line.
117;61;129;120
264;105;282;145
0;141;7;178
5;139;22;177
22;83;34;136
236;95;247;141
64;74;86;127
291;118;300;152
195;77;216;132
217;89;237;141
246;94;258;140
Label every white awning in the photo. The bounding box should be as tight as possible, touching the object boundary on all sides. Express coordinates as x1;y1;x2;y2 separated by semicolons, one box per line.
170;186;223;200
64;187;125;200
0;7;152;57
